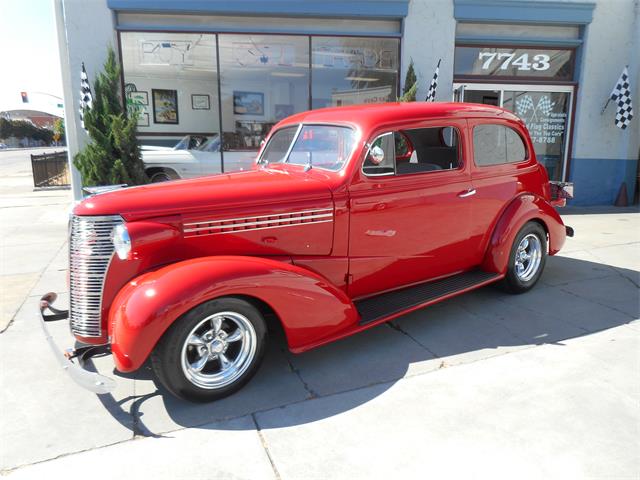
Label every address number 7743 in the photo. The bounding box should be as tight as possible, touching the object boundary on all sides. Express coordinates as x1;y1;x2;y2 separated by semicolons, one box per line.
478;52;551;72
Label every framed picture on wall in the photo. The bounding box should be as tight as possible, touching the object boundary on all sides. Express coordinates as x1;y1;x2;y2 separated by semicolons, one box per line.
275;104;294;121
233;91;264;115
191;94;210;110
137;113;149;127
127;90;148;105
152;89;179;124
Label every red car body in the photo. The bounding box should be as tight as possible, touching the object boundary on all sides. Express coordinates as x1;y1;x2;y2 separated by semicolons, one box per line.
68;102;567;376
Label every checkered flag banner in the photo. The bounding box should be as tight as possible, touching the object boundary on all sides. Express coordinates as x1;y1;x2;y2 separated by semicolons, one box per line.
537;96;555;116
609;66;634;129
516;95;534;117
425;59;441;102
79;62;93;131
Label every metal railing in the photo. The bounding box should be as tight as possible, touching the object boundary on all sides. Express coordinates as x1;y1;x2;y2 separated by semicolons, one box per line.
31;151;70;189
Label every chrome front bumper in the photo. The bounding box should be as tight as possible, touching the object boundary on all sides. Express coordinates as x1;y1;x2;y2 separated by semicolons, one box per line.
39;292;117;394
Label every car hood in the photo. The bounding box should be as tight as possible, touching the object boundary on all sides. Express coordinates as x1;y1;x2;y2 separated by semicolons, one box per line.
73;168;334;221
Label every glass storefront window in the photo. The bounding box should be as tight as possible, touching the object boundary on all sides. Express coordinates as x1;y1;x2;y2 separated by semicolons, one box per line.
503;90;570;181
121;32;221;142
121;32;400;176
311;36;399;108
218;34;310;170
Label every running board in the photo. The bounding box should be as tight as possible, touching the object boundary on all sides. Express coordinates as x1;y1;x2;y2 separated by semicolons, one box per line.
356;270;501;326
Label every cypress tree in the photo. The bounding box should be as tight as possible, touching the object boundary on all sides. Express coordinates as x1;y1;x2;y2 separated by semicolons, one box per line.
400;59;418;102
74;47;147;186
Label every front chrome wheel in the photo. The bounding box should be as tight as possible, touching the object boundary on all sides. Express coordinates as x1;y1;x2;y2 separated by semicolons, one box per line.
152;297;267;402
180;311;257;390
514;233;543;282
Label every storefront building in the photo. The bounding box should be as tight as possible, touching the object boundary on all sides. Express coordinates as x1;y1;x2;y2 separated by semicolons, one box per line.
56;0;639;205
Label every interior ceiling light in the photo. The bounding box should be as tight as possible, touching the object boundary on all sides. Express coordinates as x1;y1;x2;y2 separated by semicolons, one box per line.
344;76;379;82
271;72;306;77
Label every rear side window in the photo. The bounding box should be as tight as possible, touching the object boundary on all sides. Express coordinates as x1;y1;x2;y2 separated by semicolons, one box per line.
473;124;527;166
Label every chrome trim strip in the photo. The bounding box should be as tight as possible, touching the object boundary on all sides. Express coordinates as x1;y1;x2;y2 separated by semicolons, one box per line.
185;219;334;238
184;212;333;233
183;208;333;227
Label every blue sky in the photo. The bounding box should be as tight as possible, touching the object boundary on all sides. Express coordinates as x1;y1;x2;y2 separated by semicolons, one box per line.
0;0;63;110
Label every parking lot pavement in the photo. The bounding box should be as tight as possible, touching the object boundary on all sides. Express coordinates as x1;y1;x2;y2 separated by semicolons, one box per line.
0;158;638;478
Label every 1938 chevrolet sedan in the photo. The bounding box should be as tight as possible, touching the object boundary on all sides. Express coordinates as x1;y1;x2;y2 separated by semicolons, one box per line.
41;102;573;402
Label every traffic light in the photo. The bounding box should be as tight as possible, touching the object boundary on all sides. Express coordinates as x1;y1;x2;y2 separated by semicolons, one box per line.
21;92;28;103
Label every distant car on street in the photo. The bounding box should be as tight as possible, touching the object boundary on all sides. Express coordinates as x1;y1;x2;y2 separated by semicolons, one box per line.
0;143;8;149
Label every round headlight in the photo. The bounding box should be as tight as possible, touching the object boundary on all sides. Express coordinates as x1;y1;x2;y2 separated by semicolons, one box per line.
112;224;131;260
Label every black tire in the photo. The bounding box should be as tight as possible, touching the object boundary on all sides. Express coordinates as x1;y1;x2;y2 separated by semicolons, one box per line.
148;169;178;183
151;297;267;402
501;221;547;294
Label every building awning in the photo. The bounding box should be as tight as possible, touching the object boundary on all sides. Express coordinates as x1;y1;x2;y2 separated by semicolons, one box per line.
107;0;409;19
454;0;595;25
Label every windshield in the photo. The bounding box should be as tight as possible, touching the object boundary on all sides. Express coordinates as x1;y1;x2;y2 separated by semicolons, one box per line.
173;136;191;150
197;136;221;153
260;125;356;171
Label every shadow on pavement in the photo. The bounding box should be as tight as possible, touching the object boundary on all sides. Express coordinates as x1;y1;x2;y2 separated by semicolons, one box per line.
91;256;638;435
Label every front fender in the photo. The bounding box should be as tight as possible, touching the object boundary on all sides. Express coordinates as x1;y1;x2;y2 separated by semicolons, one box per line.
481;194;566;274
108;256;358;372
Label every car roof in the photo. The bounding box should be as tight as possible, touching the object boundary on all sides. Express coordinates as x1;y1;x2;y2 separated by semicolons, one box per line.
276;102;523;132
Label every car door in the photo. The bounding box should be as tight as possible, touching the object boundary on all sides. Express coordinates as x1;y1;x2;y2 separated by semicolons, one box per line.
467;119;535;261
347;119;475;299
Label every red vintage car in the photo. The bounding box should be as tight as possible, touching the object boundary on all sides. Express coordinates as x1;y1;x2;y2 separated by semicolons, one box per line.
41;102;573;402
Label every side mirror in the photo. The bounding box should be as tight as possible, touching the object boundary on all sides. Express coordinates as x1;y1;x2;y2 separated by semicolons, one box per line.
369;145;385;165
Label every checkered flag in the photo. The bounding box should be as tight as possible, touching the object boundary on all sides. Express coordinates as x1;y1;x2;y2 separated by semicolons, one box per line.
425;59;440;102
609;67;634;130
516;95;534;117
79;62;93;131
537;96;555;116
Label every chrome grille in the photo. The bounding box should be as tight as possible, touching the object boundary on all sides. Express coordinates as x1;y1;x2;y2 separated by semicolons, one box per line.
69;215;123;337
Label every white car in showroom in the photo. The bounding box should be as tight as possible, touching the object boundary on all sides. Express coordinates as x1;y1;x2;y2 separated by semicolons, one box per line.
142;135;257;182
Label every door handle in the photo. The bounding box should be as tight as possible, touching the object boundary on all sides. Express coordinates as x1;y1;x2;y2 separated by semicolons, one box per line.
458;188;477;198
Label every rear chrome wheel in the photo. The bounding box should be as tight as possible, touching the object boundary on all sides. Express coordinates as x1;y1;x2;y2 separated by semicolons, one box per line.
152;298;267;402
514;233;543;282
502;222;547;294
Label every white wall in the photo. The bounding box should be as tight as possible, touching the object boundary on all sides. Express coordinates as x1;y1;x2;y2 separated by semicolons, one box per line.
55;0;117;199
573;0;640;161
402;0;456;102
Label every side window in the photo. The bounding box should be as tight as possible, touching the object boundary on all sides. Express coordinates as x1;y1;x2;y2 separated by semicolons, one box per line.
505;127;526;162
395;127;461;175
473;124;527;166
363;132;395;176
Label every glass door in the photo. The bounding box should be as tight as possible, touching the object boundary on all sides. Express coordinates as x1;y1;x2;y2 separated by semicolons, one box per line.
453;83;574;181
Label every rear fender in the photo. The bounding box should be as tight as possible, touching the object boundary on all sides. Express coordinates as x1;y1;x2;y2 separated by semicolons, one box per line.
108;256;358;372
481;194;566;274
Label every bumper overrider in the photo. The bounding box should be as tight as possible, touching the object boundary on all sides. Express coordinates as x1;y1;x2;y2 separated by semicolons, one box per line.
39;292;117;394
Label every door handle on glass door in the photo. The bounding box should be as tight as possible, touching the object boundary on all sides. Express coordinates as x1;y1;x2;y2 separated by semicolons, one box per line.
458;188;477;198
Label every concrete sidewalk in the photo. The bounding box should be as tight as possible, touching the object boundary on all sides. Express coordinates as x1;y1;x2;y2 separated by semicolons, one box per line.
0;148;70;332
1;149;638;479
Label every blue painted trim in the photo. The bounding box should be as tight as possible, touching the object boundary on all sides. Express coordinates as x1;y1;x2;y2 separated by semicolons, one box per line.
454;0;595;25
108;0;409;18
116;24;402;37
568;157;638;206
455;35;582;48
